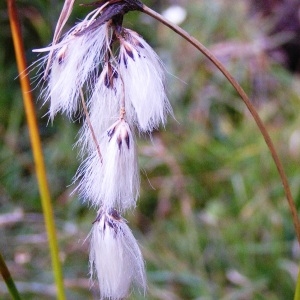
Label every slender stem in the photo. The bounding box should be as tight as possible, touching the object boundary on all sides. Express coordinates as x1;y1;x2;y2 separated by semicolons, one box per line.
80;89;103;161
0;251;21;300
142;5;300;245
295;267;300;300
7;1;66;299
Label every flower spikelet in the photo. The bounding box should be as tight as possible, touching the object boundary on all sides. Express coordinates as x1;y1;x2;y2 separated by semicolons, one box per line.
90;208;146;300
40;18;108;119
76;119;139;211
118;28;172;132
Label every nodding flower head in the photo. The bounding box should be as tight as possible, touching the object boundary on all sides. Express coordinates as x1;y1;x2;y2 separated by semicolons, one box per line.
90;208;146;300
76;119;139;211
34;1;176;298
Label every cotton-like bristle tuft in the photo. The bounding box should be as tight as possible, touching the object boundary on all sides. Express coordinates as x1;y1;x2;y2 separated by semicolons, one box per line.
41;20;108;119
90;209;146;299
76;119;139;210
118;28;172;132
77;63;121;154
101;120;139;210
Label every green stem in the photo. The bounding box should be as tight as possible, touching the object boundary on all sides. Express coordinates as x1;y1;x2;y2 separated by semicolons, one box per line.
7;1;66;299
294;268;300;300
0;251;21;300
142;4;300;246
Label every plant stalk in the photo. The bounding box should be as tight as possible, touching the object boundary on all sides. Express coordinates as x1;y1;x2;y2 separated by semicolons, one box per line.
142;5;300;245
295;267;300;300
0;251;21;300
7;1;66;299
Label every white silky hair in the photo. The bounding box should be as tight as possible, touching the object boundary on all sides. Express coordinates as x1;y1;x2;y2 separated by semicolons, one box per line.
118;29;172;132
41;20;108;119
76;63;137;159
90;210;146;299
77;64;121;155
76;119;140;211
100;120;140;210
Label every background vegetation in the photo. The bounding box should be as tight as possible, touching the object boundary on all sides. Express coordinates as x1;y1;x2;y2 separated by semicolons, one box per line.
1;0;300;299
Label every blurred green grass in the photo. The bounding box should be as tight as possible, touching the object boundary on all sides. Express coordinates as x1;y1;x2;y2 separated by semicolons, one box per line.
1;0;300;299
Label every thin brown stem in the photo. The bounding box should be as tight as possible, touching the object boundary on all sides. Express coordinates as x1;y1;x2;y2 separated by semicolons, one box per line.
142;5;300;245
80;90;102;161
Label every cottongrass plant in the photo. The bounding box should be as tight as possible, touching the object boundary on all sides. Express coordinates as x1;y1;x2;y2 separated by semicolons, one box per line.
31;0;300;299
34;0;172;298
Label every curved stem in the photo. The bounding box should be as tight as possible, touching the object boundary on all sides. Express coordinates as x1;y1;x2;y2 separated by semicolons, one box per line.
8;1;66;299
142;5;300;245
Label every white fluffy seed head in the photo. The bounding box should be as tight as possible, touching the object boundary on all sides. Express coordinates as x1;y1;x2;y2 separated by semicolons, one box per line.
118;29;172;132
76;119;140;211
39;20;108;119
90;209;146;300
